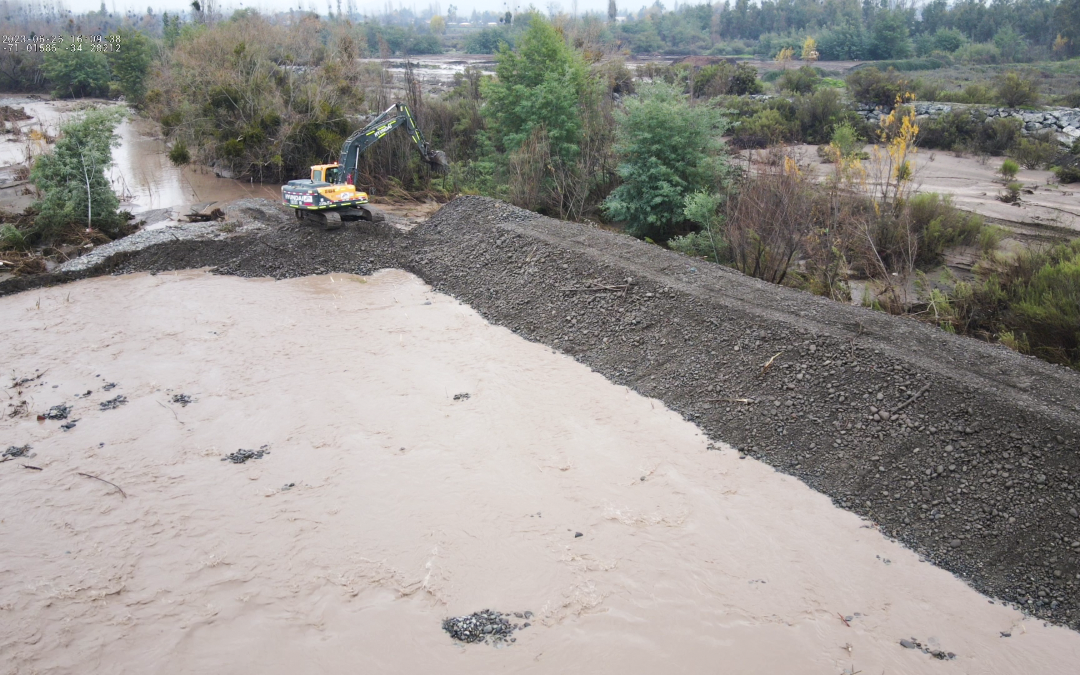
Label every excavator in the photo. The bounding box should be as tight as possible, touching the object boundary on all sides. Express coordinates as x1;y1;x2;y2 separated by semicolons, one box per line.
281;102;449;229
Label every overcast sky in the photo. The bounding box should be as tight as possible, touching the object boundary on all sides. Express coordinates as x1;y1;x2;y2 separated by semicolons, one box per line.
52;0;631;17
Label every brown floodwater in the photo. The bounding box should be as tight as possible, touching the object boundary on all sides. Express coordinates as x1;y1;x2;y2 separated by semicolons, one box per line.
2;270;1079;674
0;96;279;213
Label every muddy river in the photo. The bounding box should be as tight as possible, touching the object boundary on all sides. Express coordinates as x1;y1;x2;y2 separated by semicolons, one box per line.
2;269;1079;674
0;96;278;215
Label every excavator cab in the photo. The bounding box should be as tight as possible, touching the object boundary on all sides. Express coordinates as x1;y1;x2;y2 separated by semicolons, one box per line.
309;164;341;185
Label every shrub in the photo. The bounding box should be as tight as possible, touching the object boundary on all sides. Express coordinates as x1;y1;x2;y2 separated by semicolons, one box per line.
999;158;1020;180
731;109;795;148
845;67;909;107
30;107;126;242
0;223;27;250
955;41;1000;64
904;193;985;266
951;240;1080;367
1055;156;1080;183
979;117;1024;156
669;230;726;261
42;40;111;98
603;82;732;240
999;182;1023;203
918;110;979;151
168;141;191;166
776;65;820;94
932;28;965;53
830;122;862;157
793;88;848;144
996;71;1040;108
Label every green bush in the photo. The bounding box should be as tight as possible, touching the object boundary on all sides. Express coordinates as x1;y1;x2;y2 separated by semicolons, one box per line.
907;193;986;265
1055;156;1080;183
42;40;111;98
996;71;1040;108
776;65;820;94
731;108;796;148
932;28;965;53
845;67;908;107
999;158;1020;180
106;28;154;105
829;122;863;157
603;82;732;240
168;141;191;166
955;41;1001;64
793;88;848;144
918;110;979;151
30;107;126;242
0;223;27;250
952;240;1080;368
979;117;1024;156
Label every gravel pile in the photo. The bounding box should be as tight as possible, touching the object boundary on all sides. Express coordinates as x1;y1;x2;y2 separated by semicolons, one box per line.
442;609;531;644
4;196;1080;629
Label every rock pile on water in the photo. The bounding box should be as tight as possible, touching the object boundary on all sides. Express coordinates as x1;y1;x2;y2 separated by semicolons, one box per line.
3;445;31;459
100;395;127;411
171;394;193;406
442;609;532;645
40;404;71;420
222;446;270;464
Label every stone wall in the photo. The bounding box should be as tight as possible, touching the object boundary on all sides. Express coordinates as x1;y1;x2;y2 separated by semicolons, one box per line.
857;102;1080;145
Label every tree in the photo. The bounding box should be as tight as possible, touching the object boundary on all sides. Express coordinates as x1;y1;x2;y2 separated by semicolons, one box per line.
869;10;912;60
1056;0;1080;56
430;15;446;34
42;40;111;98
107;28;154;104
801;36;818;62
603;82;731;240
30;108;126;242
482;16;593;161
609;0;618;22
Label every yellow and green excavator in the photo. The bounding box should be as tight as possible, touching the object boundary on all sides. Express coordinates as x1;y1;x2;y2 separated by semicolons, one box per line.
281;102;449;229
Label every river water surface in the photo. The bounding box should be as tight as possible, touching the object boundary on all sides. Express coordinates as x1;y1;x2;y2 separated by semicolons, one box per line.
2;270;1079;674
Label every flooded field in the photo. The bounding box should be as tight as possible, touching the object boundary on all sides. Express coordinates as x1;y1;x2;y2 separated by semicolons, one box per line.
2;269;1079;674
0;96;278;216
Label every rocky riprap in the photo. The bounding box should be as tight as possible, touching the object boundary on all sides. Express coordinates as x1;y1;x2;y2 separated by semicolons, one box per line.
3;196;1080;630
442;609;532;645
856;101;1080;145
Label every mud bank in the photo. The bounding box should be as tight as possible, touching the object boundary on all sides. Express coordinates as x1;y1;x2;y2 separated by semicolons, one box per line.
4;196;1080;632
4;270;1080;674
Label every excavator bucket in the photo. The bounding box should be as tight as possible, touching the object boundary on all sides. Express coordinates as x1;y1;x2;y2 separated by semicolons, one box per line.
426;150;450;174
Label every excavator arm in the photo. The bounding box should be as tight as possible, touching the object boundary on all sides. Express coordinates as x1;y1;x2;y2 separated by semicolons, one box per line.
337;102;449;186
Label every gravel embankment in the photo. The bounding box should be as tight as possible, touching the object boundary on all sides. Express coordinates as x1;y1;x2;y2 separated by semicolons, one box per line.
4;196;1080;629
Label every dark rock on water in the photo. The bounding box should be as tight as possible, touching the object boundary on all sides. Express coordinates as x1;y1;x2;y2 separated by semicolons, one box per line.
171;394;193;406
99;395;128;411
102;382;117;391
40;403;71;420
442;609;532;645
60;420;77;431
452;392;470;401
222;445;270;464
3;444;31;459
